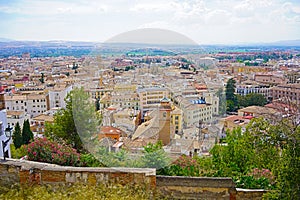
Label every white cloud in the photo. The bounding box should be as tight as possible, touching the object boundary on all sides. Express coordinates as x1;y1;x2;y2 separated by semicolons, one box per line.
130;1;178;13
205;9;232;26
0;0;299;43
0;0;110;15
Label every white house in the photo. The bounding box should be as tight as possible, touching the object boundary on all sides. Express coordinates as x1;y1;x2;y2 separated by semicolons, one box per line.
5;93;48;118
48;84;72;109
0;94;11;159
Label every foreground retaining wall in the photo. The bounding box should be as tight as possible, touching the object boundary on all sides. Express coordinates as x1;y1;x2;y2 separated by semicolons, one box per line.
0;159;156;189
236;188;267;200
0;158;266;199
157;175;237;200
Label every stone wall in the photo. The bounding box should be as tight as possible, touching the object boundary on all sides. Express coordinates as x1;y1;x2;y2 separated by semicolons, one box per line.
236;188;267;200
0;158;266;199
156;175;237;200
0;159;156;189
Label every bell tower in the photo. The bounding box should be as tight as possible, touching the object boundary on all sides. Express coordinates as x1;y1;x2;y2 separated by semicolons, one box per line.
158;97;172;145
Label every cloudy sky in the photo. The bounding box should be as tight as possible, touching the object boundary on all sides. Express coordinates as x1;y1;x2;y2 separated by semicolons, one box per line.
0;0;299;44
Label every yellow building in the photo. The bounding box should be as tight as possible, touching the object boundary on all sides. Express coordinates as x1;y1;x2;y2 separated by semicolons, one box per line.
137;87;169;116
114;84;137;92
86;87;113;100
171;106;183;134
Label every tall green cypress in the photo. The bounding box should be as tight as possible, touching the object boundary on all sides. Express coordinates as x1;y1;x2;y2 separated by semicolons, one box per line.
12;122;23;148
22;119;33;144
225;78;238;112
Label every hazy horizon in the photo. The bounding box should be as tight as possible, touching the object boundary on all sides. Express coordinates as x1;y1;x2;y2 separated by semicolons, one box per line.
1;0;300;45
1;38;299;46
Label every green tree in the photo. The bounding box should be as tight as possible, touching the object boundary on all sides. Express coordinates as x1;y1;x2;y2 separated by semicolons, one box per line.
22;119;33;145
273;119;300;199
12;122;23;149
95;98;100;111
96;148;130;167
216;88;226;116
210;116;299;196
237;93;267;108
39;73;45;83
141;141;170;169
72;87;100;152
244;118;281;170
225;78;236;101
45;87;99;153
226;100;236;113
225;78;238;112
72;62;78;70
210;127;255;176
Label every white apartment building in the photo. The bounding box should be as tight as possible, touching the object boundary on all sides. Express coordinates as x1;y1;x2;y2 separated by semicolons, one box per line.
48;84;72;109
0;94;11;158
176;96;213;127
101;92;140;110
182;103;213;127
7;110;30;128
137;87;170;117
236;84;271;99
5;93;48;118
203;92;219;116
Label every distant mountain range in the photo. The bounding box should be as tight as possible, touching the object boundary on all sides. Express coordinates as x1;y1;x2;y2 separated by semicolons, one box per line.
0;38;15;42
0;38;300;47
266;39;300;46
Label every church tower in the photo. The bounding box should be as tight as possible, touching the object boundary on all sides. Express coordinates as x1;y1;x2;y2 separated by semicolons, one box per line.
158;97;172;145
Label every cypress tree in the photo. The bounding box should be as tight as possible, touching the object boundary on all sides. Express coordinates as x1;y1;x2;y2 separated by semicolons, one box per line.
22;119;34;144
12;122;23;148
225;78;238;112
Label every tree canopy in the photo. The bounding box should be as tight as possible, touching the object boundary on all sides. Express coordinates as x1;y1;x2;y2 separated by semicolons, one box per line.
45;87;100;153
225;78;268;112
210;116;300;198
237;93;267;108
12;122;22;149
22;119;33;145
225;78;238;112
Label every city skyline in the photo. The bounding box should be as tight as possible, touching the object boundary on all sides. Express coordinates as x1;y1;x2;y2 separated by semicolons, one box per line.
0;0;300;44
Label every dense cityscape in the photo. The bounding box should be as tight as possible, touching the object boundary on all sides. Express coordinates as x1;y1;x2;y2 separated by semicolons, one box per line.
0;0;300;199
0;40;299;199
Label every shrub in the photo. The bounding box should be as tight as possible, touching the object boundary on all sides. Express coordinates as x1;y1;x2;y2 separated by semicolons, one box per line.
159;155;201;176
141;141;170;169
10;144;27;159
80;153;103;167
234;168;276;190
26;137;81;166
